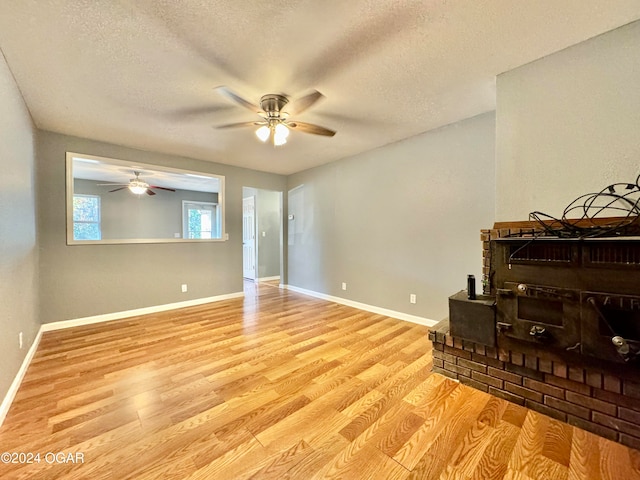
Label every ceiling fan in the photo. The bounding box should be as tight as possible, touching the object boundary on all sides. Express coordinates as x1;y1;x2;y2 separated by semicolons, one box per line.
214;87;336;146
98;172;176;196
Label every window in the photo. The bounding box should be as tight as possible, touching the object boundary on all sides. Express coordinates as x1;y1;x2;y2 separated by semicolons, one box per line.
73;194;101;240
183;201;219;239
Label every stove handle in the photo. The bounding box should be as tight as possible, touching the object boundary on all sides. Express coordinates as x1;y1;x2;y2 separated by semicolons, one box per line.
496;322;512;334
612;336;630;355
529;325;548;339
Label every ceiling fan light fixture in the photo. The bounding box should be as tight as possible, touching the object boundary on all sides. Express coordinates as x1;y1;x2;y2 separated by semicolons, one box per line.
255;125;270;142
274;123;289;139
129;181;148;195
273;123;289;146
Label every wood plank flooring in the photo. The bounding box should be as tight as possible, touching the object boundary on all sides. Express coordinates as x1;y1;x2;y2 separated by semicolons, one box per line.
1;281;639;479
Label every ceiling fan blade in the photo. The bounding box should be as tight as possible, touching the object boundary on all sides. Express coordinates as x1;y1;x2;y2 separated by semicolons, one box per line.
150;186;176;192
286;90;324;116
168;104;235;119
108;187;128;192
286;121;336;137
146;189;156;196
214;86;262;114
215;121;265;129
98;183;128;186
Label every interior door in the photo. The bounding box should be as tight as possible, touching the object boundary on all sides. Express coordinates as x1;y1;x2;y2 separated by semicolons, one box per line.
242;196;256;280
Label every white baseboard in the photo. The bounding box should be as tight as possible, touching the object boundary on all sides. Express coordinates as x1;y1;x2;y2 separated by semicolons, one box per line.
282;284;437;327
0;328;43;426
1;291;243;427
40;292;245;332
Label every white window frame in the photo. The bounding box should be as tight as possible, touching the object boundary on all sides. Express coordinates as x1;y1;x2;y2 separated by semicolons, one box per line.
182;201;220;239
73;194;102;240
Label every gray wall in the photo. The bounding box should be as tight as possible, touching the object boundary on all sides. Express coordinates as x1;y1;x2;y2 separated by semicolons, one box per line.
74;179;218;240
496;20;640;221
287;112;496;322
37;130;286;323
0;52;39;403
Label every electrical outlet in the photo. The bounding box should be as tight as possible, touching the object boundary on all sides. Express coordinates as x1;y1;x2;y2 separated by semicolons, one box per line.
181;284;188;293
410;294;417;304
19;332;23;349
341;282;347;291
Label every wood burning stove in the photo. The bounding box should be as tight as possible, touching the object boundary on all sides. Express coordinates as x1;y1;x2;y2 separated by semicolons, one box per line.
491;237;640;364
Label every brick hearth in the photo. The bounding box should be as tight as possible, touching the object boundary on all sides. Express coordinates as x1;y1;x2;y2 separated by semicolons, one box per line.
429;320;640;449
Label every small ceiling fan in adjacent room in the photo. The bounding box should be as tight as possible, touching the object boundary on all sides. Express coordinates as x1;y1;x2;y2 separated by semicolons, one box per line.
214;87;336;146
98;171;176;196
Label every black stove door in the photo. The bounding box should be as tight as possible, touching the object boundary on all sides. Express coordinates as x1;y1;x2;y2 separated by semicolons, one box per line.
581;291;640;364
496;282;581;351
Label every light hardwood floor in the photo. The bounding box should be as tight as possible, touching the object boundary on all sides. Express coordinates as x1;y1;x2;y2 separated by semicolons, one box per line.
1;281;639;479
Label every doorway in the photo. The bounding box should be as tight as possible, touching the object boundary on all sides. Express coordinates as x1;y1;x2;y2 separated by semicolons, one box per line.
242;187;283;284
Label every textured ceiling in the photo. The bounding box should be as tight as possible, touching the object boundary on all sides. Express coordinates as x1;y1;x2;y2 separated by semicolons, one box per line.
1;1;639;175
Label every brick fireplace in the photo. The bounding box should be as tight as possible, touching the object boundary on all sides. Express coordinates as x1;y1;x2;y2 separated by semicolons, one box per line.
429;220;640;450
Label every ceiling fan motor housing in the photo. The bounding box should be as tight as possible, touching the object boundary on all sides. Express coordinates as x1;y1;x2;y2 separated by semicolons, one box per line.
260;94;288;118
